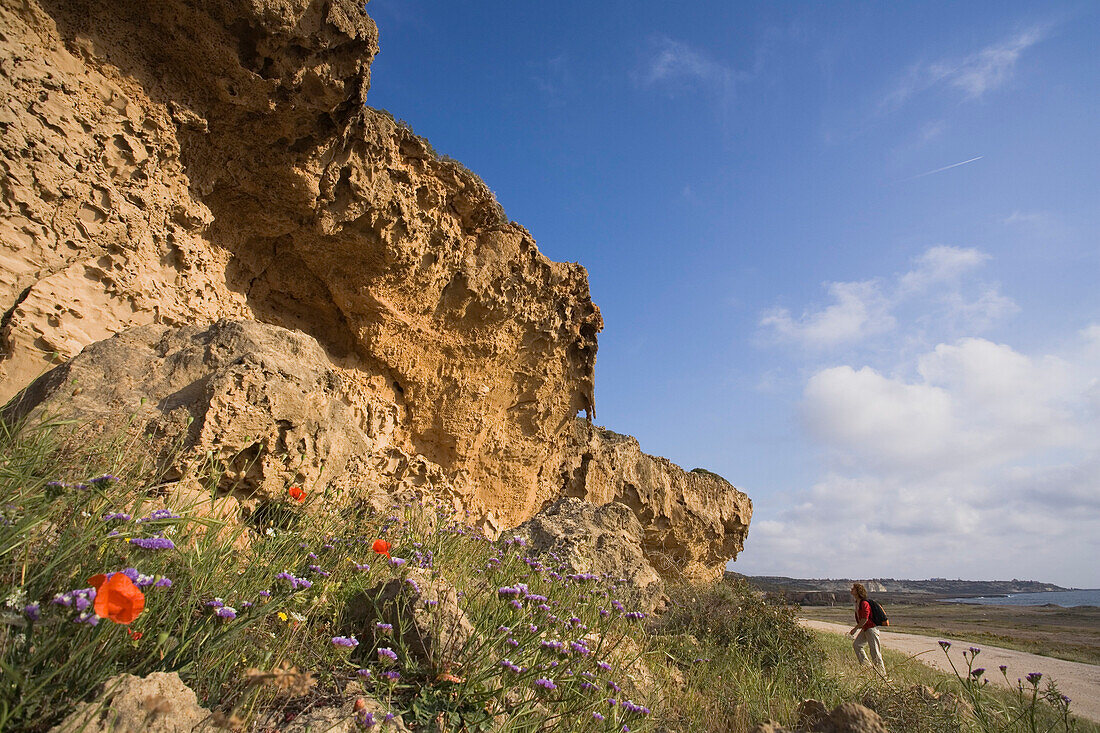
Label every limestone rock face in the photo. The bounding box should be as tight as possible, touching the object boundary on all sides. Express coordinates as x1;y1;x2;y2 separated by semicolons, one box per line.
560;422;753;580
0;0;751;570
0;0;600;527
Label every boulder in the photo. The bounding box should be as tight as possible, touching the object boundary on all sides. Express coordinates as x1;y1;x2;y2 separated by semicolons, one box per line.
512;497;665;613
814;702;888;733
5;319;441;507
50;672;211;733
346;568;474;672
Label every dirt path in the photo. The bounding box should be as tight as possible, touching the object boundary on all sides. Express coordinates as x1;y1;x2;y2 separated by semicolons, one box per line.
802;619;1100;724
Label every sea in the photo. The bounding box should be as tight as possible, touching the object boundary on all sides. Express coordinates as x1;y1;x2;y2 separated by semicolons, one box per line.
942;589;1100;607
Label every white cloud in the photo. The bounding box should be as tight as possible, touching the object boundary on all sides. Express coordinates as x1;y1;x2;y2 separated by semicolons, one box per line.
898;245;988;292
640;36;732;89
739;327;1100;586
760;281;895;348
760;246;1014;349
882;26;1048;111
938;27;1046;99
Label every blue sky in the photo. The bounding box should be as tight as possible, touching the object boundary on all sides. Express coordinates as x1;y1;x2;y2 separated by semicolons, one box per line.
364;1;1100;587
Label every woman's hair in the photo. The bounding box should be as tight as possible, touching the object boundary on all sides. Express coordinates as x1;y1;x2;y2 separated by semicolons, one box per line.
850;583;867;600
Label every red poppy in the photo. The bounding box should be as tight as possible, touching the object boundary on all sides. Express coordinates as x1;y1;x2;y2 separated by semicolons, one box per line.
371;539;391;558
127;629;143;641
288;485;306;502
88;572;145;624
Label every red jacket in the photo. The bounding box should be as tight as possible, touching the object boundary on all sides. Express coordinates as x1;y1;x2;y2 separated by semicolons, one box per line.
856;600;874;631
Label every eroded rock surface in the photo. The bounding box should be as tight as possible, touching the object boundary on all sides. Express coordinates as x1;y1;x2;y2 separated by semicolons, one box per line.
560;422;753;580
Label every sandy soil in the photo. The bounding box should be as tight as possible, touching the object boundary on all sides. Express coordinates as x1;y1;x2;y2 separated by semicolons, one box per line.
802;619;1100;724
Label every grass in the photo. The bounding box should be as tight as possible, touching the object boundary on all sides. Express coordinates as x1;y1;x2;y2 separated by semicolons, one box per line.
0;417;1093;732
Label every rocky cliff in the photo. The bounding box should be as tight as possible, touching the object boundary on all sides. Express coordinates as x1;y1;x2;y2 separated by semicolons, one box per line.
0;0;750;577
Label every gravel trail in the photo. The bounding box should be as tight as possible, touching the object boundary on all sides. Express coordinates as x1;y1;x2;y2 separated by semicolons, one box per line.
802;619;1100;723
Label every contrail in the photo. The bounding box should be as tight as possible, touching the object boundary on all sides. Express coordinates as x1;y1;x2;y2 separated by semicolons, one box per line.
906;156;984;181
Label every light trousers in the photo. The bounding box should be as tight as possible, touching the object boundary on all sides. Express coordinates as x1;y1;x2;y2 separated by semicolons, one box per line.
853;626;886;675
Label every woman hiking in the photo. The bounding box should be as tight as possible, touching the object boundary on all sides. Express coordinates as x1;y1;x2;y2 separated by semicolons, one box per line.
848;582;887;677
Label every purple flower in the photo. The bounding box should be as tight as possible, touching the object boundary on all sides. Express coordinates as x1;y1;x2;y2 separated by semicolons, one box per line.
24;603;40;621
938;640;951;650
75;611;98;625
137;509;179;523
381;670;400;681
389;557;407;567
971;668;985;678
377;647;398;661
499;659;523;673
101;512;132;522
510;599;522;609
506;638;519;647
593;712;605;722
534;678;557;691
570;641;591;656
215;606;237;619
155;577;172;588
597;661;611;672
129;536;175;550
968;646;981;657
332;636;359;648
406;578;421;594
241;601;253;608
205;598;225;608
375;622;393;633
358;711;376;729
89;474;118;486
308;565;331;577
259;590;271;598
607;680;621;693
1026;672;1043;686
999;665;1008;673
357;669;372;678
623;611;646;621
354;563;371;571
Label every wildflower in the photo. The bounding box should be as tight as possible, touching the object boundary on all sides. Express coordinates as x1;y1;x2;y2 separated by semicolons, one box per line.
216;606;237;619
372;539;391;558
597;661;611;672
510;599;522;609
389;557;406;567
101;512;132;522
405;578;421;594
377;647;398;662
971;668;985;678
1026;672;1043;686
88;573;145;624
999;664;1008;674
332;636;359;648
127;628;143;641
154;577;172;588
308;564;330;577
137;509;179;523
129;536;175;550
241;601;253;608
358;711;376;729
357;669;372;678
259;590;271;598
289;485;306;502
354;563;371;571
205;598;225;608
938;640;951;650
607;680;621;693
534;678;557;691
593;712;605;722
89;474;118;486
375;622;393;633
24;603;40;622
968;646;981;657
381;670;400;681
623;611;646;621
499;659;523;673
